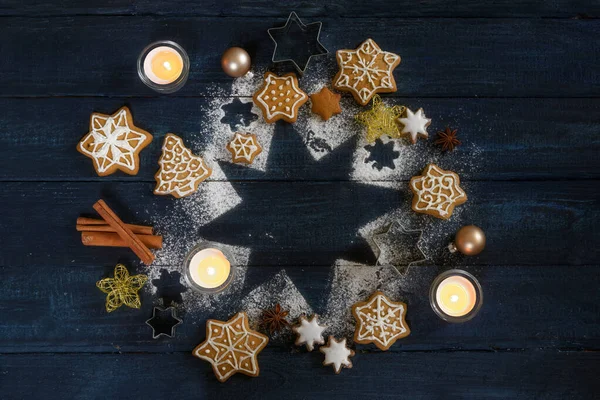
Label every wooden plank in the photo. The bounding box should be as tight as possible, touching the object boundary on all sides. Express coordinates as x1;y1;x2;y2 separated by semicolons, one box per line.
0;17;598;97
0;97;598;182
0;265;598;352
1;351;598;399
1;1;599;18
0;181;596;268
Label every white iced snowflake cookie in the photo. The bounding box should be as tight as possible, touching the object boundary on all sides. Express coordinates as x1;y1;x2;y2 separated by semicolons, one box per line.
252;72;308;123
320;336;354;374
397;107;431;144
351;291;410;351
226;132;262;164
409;163;467;220
293;314;327;351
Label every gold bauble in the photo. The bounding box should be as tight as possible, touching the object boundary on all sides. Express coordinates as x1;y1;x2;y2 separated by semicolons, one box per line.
455;225;486;256
221;47;251;77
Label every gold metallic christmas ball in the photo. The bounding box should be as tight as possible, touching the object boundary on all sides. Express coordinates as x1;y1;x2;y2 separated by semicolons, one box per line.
455;225;486;256
221;47;251;77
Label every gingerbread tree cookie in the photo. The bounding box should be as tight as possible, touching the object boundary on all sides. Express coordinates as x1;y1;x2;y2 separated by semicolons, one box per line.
154;134;211;198
333;39;401;106
409;164;467;219
253;72;308;123
352;291;410;351
78;106;153;176
226;132;262;164
192;312;269;383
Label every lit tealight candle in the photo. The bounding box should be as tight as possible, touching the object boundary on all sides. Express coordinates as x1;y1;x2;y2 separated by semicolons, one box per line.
137;41;189;93
184;244;235;293
430;270;483;323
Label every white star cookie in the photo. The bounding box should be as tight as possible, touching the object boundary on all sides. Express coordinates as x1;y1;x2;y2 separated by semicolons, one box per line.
397;107;431;144
293;314;326;351
320;336;354;374
78;106;153;176
226;132;262;164
352;291;410;351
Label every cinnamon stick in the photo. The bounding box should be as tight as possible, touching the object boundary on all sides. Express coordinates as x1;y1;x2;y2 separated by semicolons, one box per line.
76;222;153;235
81;231;162;249
92;200;155;265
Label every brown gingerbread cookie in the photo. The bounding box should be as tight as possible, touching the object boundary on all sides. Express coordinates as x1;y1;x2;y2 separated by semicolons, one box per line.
226;132;262;164
409;164;467;219
310;87;342;121
253;72;308;123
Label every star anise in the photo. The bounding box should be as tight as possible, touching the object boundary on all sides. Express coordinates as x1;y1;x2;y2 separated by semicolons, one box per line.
260;304;290;334
434;127;461;151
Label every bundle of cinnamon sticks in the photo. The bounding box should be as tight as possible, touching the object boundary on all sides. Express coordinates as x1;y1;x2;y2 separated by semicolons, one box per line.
78;200;161;265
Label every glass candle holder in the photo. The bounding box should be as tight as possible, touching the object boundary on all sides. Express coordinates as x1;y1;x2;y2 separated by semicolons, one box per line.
137;40;190;94
183;242;235;294
429;269;483;323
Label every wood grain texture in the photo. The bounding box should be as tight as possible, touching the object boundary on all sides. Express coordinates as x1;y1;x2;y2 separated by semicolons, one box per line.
1;351;598;399
0;17;598;97
0;97;598;181
0;181;596;268
1;0;599;18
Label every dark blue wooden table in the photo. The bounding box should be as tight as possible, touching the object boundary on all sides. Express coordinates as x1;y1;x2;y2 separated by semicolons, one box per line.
1;1;599;399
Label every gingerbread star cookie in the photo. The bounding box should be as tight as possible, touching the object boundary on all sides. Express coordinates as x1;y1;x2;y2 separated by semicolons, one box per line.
253;72;308;123
410;164;467;219
352;291;410;351
154;134;211;198
192;312;269;383
333;39;401;106
78;106;153;176
320;336;355;374
293;314;326;351
310;87;342;121
226;132;262;164
398;107;431;144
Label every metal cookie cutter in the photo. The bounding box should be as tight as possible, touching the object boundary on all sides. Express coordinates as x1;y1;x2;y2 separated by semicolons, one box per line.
267;11;329;75
371;220;427;274
145;306;183;339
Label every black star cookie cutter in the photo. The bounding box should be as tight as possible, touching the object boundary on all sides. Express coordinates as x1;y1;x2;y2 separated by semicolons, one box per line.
371;220;427;274
267;11;328;75
145;306;183;339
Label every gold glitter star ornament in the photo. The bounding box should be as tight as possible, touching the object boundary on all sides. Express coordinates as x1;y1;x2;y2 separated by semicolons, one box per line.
96;264;148;312
355;95;405;143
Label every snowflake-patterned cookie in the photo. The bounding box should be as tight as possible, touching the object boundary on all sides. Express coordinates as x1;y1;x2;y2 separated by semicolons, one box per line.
333;39;401;106
154;134;211;198
226;132;262;164
253;72;308;123
77;106;153;176
409;164;467;220
293;314;327;351
352;291;410;351
398;107;431;144
192;312;269;383
320;336;355;374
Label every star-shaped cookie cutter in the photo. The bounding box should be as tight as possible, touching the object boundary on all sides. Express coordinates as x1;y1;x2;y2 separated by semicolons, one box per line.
371;220;427;274
267;11;328;75
145;306;183;339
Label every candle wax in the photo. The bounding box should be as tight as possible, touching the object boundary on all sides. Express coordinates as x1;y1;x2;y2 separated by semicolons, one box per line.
435;276;477;317
189;249;230;289
143;46;184;85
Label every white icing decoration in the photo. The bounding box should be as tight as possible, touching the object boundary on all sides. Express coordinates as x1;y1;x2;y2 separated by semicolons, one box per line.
227;132;261;163
193;313;268;382
78;108;150;174
293;315;326;351
410;164;466;218
334;39;400;104
320;337;353;373
255;73;307;120
354;292;408;349
398;108;431;143
154;134;211;198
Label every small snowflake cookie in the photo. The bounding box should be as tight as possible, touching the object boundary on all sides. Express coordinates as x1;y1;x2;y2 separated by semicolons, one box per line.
333;39;401;106
253;72;308;123
293;314;326;351
397;107;431;144
77;106;153;176
410;163;467;219
226;132;262;164
154;134;211;198
320;336;355;374
352;291;410;351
